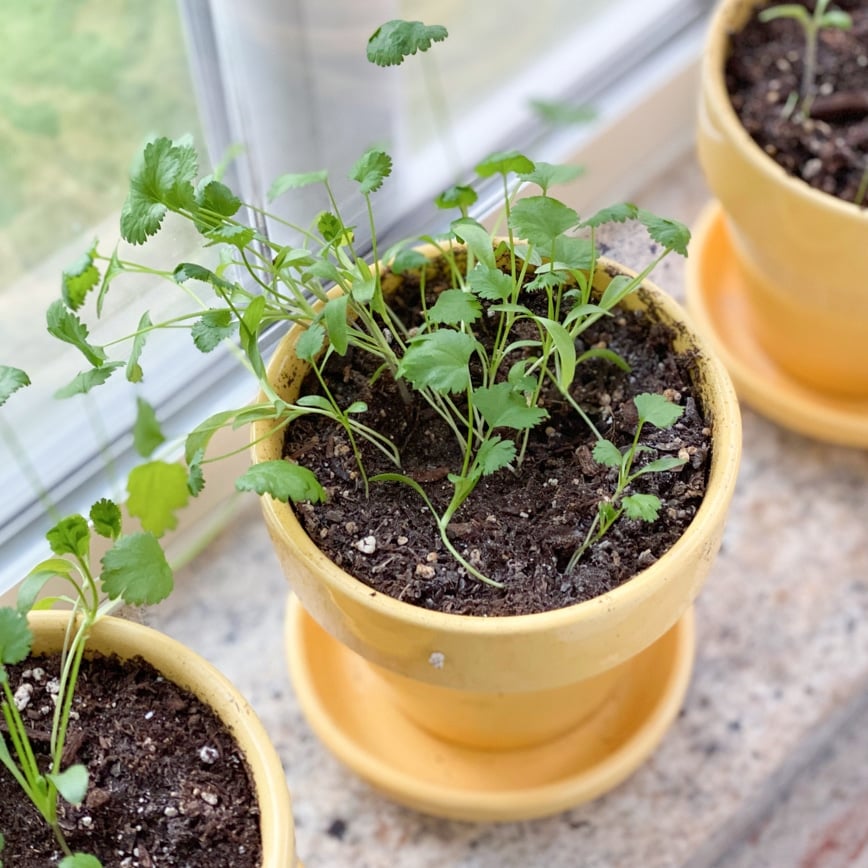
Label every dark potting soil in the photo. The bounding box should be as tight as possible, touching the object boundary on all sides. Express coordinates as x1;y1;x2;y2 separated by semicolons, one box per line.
725;0;868;204
283;257;712;617
0;651;262;867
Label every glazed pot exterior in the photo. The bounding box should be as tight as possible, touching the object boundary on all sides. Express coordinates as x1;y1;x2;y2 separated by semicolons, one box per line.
27;612;298;868
697;0;868;398
254;257;741;714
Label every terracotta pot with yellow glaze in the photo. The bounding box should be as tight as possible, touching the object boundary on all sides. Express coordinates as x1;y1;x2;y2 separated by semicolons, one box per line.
695;0;868;400
24;612;299;867
255;256;741;822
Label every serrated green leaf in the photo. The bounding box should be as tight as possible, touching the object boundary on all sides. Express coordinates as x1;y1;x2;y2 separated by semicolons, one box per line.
581;202;638;228
637;209;691;257
194;178;241;224
350;148;392;194
46;301;106;367
366;20;448;67
530;99;596;126
54;363;123;399
295;322;326;362
518;162;585;194
133;397;165;458
592;439;623;468
126;461;190;537
622;493;662;522
474;382;547;431
192;309;237;353
120;137;198;245
62;245;99;311
173;262;236;294
236;461;326;503
0;608;32;665
634;392;684;429
268;169;328;201
467;264;515;301
427;289;482;325
60;853;103;868
317;211;345;243
46;515;90;559
435;184;478;211
509;196;579;248
90;499;122;540
475;150;535;178
507;360;537;393
101;532;173;605
476;436;516;476
451;218;495;270
206;223;255;248
49;764;89;805
0;366;30;407
187;454;205;496
398;330;477;394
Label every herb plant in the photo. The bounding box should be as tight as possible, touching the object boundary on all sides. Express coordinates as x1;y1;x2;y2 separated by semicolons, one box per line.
27;20;693;590
759;0;852;112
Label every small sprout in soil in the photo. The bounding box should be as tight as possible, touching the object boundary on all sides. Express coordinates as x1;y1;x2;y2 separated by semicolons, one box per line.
759;0;852;112
0;497;173;865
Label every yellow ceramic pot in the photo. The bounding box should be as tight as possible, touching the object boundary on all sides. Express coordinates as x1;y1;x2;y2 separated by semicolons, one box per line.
255;257;741;819
696;0;868;399
26;612;299;867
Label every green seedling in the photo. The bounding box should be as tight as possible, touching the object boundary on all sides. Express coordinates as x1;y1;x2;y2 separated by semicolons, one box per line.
759;0;852;111
37;21;693;589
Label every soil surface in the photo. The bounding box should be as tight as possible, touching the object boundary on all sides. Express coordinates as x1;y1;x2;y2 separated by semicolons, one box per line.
725;0;868;204
283;256;712;617
0;651;262;867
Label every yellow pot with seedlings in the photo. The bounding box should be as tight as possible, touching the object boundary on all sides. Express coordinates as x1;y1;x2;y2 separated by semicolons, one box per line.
26;612;300;867
693;0;868;408
254;257;741;822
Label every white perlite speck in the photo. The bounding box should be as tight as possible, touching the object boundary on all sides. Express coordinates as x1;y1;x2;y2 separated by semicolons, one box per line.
428;652;445;669
355;535;377;554
13;683;33;710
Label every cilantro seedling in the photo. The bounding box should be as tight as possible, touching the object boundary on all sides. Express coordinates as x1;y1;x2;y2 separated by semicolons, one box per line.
38;19;694;589
759;0;852;111
0;499;173;866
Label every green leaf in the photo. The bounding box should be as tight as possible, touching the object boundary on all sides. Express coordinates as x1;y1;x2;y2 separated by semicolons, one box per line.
317;211;346;244
126;461;190;537
101;532;173;605
507;360;537;393
366;20;448;67
476;436;516;476
622;493;662;522
0;608;32;665
635;455;688;476
509;196;579;248
90;499;122;540
46;301;106;367
62;245;99;311
467;264;514;301
187;453;205;496
295;322;326;362
54;363;123;399
637;209;691;257
60;853;103;868
398;330;477;394
206;223;255;248
822;10;852;29
239;295;267;380
173;262;236;295
192;309;237;353
435;184;478;211
599;274;640;310
758;4;810;23
48;764;88;805
581;202;638;228
474;382;548;431
120;136;198;245
592;439;623;468
530;99;596;126
46;515;90;559
268;169;329;201
451;218;495;270
518;162;584;194
551;236;594;270
126;312;151;383
390;248;430;274
0;366;30;407
194;178;241;222
538;317;576;389
323;294;349;355
634;392;684;429
96;246;124;317
236;461;326;503
475;150;535;178
576;347;631;372
350;148;392;195
427;289;482;325
184;408;239;465
133;397;165;458
17;559;73;614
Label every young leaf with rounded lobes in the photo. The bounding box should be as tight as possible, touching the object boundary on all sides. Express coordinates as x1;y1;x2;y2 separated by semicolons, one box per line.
366;20;448;67
47;764;89;806
634;392;684;429
89;499;122;540
236;461;326;504
398;330;477;394
350;148;392;195
0;366;30;407
475;150;535;179
0;609;32;666
61;246;99;311
46;515;90;559
126;461;190;537
100;532;174;605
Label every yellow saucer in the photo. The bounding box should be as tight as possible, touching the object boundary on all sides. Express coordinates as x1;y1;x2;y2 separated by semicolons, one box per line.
686;201;868;447
284;596;695;822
